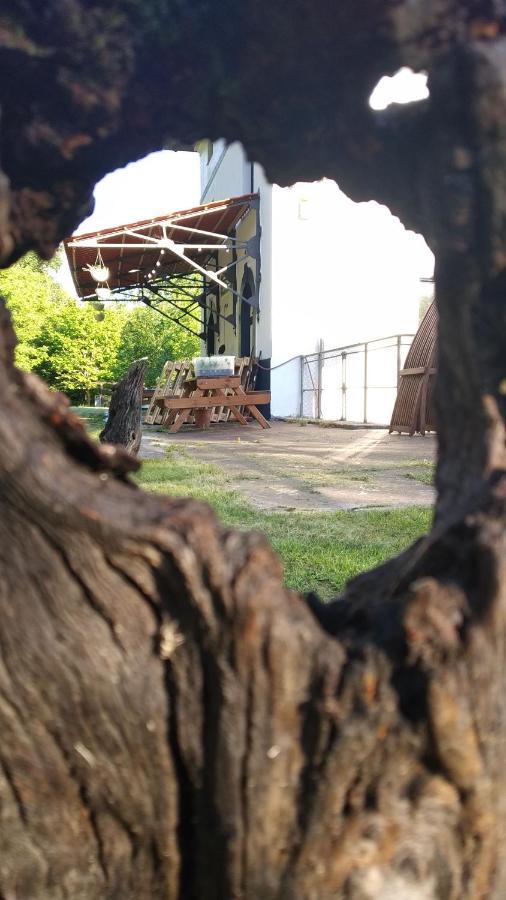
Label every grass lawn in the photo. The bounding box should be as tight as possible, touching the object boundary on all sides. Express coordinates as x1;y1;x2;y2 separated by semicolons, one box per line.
135;449;430;598
73;409;431;599
73;406;107;440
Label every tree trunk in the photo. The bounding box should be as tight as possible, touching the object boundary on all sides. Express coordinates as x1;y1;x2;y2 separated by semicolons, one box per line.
99;359;147;455
1;1;506;898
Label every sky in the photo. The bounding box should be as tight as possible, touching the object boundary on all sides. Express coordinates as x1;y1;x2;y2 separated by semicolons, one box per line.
369;66;429;110
58;150;200;295
75;150;200;235
59;67;433;299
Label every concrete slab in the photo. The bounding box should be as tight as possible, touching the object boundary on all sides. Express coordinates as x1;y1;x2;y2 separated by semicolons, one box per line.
141;420;436;511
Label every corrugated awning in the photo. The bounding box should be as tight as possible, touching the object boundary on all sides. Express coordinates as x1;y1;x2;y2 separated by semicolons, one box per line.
64;193;257;299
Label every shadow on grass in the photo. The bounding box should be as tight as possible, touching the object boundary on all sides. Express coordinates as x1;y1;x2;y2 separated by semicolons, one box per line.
74;412;431;599
134;447;431;599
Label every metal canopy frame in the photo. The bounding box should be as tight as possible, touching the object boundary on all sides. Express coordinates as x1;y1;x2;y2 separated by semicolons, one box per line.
64;194;260;342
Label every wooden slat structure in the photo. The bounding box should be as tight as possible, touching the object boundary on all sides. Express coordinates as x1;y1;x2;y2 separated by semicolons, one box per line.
144;360;193;427
389;302;438;435
162;376;270;433
144;357;258;429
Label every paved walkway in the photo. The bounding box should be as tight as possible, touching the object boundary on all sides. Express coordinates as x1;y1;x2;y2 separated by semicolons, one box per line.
141;420;436;511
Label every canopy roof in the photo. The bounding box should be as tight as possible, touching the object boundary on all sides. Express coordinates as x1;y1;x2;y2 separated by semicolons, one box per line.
64;193;257;300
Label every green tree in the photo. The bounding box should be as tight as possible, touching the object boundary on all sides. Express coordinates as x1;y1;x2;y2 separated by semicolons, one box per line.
38;301;127;403
113;303;200;386
0;252;67;371
1;252;127;402
1;252;201;399
419;293;434;321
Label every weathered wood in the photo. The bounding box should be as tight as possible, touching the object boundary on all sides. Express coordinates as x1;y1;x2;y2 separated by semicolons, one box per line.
235;385;271;429
146;362;257;427
2;1;506;898
168;386;203;433
144;361;174;424
162;391;271;410
195;376;241;389
390;303;438;436
100;358;147;455
223;404;249;426
164;384;271;432
400;367;437;377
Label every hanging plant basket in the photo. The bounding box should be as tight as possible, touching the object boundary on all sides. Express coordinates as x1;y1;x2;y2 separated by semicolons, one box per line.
83;249;110;283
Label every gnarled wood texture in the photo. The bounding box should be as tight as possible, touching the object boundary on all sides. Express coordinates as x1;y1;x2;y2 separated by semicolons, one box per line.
1;1;506;897
100;358;147;454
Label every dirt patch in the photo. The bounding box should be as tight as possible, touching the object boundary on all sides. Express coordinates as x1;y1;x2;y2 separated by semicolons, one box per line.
141;421;436;511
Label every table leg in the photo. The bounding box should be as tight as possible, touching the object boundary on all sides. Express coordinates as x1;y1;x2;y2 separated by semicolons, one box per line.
213;390;249;425
169;388;203;433
235;387;271;429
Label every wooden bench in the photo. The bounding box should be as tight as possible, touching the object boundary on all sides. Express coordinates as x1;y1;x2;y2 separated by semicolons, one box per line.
158;376;271;433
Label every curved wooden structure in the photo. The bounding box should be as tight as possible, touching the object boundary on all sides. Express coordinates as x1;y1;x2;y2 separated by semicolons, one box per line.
389;301;437;435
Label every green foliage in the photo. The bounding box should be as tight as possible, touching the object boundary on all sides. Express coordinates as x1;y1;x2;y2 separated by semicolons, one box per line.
71;410;431;598
419;293;433;320
112;304;200;386
72;408;107;440
130;446;430;599
405;464;434;485
1;252;201;399
37;302;126;398
0;252;67;371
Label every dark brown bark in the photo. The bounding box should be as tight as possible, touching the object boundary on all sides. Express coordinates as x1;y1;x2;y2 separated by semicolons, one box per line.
99;358;147;455
1;1;506;897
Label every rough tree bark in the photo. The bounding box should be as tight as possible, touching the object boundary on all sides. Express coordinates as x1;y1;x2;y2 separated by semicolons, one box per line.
99;358;147;455
1;1;506;898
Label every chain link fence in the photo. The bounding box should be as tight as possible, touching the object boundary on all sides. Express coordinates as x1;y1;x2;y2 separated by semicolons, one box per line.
298;334;414;425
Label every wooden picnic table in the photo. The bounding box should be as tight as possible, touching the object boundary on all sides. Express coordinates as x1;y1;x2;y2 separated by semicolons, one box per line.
159;376;271;433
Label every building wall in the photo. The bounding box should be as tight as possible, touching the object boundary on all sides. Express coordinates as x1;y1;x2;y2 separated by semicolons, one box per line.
200;140;251;203
198;141;273;361
269;179;431;419
269;180;424;356
197;141;433;422
214;208;259;355
254;176;272;361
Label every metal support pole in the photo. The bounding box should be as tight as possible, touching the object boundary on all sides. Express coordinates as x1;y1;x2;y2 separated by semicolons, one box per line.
397;334;402;389
300;356;304;417
341;351;347;421
363;342;368;424
317;339;324;420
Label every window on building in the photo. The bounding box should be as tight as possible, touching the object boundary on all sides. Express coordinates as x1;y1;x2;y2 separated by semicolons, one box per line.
298;197;311;220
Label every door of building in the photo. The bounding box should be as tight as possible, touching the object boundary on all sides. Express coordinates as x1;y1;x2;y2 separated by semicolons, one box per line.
206;311;215;355
240;283;253;357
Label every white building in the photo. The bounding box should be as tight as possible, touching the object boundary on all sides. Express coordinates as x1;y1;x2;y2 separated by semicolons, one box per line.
65;139;433;426
196;139;433;423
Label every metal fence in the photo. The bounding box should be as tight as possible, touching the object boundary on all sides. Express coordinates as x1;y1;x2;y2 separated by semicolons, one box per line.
299;334;414;425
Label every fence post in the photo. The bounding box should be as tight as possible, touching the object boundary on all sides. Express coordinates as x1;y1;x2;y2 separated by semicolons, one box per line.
341;351;347;421
363;342;368;424
317;339;324;420
299;355;304;418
